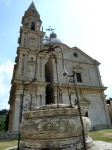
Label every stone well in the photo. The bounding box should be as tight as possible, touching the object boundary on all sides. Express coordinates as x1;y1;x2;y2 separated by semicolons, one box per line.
20;104;92;150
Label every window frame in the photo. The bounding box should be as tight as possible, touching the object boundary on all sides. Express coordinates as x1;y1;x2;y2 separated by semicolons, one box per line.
31;21;35;30
76;72;82;82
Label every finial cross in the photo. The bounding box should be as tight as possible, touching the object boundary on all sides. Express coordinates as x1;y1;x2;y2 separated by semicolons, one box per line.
46;26;55;33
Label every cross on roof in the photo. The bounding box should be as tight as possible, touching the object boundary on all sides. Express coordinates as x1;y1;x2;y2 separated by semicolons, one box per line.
46;26;55;33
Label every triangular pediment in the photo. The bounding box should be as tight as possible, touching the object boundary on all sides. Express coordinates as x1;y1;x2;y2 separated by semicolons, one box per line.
57;46;100;65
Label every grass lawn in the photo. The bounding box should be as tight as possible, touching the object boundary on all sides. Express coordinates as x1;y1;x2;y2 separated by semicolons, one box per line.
0;129;112;149
0;138;18;150
88;128;112;143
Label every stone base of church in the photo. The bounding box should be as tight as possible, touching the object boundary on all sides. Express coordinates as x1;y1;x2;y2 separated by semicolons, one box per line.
6;131;19;138
92;123;110;131
20;104;92;150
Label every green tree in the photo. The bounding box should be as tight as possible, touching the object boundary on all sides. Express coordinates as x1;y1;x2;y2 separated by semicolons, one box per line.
0;109;9;133
0;115;6;132
5;112;9;131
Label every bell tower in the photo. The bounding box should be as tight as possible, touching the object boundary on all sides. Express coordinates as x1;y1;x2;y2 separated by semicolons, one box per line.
22;2;42;31
8;2;47;134
18;2;44;51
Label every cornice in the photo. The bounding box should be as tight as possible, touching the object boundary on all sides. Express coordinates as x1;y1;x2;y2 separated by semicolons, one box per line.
12;79;48;86
49;82;107;90
20;26;45;36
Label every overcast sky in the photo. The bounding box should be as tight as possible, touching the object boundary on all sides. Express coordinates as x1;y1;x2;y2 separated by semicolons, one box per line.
0;0;112;109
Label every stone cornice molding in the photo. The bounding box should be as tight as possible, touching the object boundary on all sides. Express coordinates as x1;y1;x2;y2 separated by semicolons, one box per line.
12;79;47;86
20;26;45;36
17;47;47;56
49;82;107;90
36;93;46;96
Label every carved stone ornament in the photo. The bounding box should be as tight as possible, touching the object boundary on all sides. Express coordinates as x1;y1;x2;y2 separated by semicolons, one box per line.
28;33;37;48
28;60;35;66
79;97;91;110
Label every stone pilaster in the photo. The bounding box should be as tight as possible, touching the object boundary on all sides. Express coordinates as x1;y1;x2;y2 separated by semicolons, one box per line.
38;36;40;50
102;93;111;125
21;32;25;47
17;53;23;79
37;57;40;79
41;94;46;105
12;94;21;132
40;36;43;50
24;54;28;79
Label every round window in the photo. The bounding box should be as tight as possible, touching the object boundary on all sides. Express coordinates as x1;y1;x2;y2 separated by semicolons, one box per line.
73;52;78;57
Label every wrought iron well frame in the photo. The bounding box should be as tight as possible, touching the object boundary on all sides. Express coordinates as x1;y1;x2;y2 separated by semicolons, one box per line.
17;43;87;150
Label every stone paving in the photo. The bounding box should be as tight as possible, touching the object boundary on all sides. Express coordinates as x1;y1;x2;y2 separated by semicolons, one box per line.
89;141;112;150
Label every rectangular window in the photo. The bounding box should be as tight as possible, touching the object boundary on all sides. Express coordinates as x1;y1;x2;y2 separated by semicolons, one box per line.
76;73;82;82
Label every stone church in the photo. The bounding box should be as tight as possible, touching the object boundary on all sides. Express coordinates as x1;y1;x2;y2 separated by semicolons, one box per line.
8;2;111;135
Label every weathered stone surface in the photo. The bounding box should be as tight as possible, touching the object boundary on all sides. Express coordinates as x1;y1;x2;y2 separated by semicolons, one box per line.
20;136;92;150
20;104;92;149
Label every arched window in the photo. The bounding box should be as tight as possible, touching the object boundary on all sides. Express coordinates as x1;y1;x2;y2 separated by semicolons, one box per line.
31;22;35;30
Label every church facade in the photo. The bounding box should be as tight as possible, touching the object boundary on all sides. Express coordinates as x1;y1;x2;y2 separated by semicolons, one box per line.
8;2;111;135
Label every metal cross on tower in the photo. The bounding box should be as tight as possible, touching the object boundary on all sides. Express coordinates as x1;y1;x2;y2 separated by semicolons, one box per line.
46;26;55;33
45;26;55;43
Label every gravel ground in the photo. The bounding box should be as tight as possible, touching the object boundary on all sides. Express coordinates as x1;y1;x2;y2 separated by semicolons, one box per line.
89;141;112;150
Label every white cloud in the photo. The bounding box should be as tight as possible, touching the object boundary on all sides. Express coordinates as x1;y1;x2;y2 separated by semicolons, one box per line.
0;0;11;5
0;60;13;110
